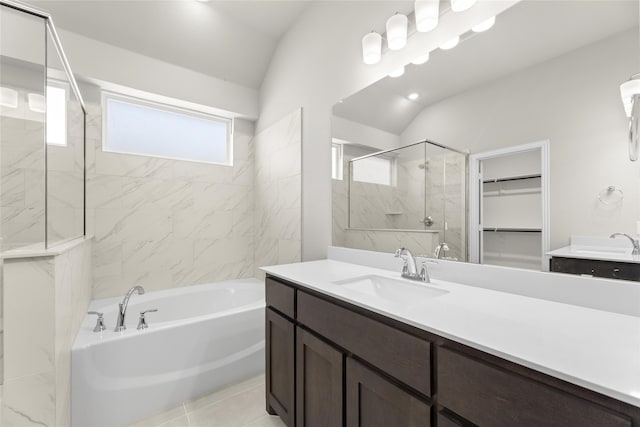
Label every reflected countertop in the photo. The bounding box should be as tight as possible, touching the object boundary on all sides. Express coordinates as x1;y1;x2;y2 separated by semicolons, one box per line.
547;235;640;264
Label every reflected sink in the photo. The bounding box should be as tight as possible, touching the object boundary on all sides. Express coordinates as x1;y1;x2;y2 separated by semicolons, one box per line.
333;275;449;305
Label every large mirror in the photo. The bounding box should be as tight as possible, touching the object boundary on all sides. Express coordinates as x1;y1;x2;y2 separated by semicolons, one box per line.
332;0;640;271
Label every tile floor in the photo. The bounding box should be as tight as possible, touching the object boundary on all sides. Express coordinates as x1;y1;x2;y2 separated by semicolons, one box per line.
126;375;285;427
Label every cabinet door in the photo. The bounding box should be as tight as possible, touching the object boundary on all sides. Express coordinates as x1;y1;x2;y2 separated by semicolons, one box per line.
296;328;343;427
266;308;295;426
346;358;430;427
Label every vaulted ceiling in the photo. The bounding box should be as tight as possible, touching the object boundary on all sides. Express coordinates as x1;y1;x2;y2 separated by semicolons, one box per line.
31;0;312;89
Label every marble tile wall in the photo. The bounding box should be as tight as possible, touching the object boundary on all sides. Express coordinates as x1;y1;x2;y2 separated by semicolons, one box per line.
0;113;46;251
0;85;85;251
85;103;257;298
253;109;302;279
2;238;92;427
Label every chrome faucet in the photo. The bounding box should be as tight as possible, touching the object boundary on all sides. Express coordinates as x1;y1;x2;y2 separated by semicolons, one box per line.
115;285;145;332
610;233;640;255
434;242;450;259
394;247;430;283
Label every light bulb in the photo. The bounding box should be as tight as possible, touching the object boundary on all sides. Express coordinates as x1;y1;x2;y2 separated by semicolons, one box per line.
386;13;408;51
362;32;382;65
451;0;477;12
439;36;460;50
472;16;496;33
388;67;405;78
415;0;439;32
0;87;18;108
28;93;45;113
621;79;640;117
408;93;419;100
411;52;430;65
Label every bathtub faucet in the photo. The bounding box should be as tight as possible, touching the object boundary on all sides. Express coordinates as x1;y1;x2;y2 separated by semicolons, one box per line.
115;285;145;332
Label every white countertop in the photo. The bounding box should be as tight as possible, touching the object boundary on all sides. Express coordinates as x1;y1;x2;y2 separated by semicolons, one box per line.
547;235;640;264
262;259;640;408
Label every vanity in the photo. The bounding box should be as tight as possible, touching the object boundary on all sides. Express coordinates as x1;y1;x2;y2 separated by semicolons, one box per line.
548;236;640;281
263;247;640;427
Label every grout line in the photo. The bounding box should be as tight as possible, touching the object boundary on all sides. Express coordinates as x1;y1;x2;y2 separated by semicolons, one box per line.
183;403;193;427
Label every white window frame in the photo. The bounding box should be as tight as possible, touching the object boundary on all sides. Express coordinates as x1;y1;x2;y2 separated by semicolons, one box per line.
331;141;344;180
46;79;69;147
101;91;234;166
351;154;397;187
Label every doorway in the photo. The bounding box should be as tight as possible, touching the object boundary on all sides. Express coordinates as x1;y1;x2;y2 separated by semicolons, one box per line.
469;141;550;271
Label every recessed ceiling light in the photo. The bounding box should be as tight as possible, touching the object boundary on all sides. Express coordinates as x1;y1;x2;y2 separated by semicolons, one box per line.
472;16;496;33
411;52;430;65
439;36;460;50
408;93;419;100
388;67;405;78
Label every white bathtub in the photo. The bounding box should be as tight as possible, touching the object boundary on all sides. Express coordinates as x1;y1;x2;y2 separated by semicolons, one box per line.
71;278;265;427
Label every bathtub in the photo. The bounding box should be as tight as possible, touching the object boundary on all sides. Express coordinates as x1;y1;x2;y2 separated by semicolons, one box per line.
71;278;265;427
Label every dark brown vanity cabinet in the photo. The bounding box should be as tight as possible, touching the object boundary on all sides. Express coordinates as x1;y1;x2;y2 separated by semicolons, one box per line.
265;274;640;427
265;308;295;426
346;357;430;427
296;328;343;427
550;256;640;281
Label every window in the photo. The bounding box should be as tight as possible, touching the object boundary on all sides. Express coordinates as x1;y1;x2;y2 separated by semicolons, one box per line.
103;92;232;165
331;142;343;180
352;156;395;186
46;82;67;146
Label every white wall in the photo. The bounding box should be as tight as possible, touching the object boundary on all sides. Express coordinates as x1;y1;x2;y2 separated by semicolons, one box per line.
331;116;400;151
401;29;640;250
56;29;258;120
257;0;516;261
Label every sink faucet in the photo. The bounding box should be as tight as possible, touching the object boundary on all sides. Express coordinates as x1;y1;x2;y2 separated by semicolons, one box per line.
434;242;450;259
610;233;640;255
115;285;145;332
394;247;430;283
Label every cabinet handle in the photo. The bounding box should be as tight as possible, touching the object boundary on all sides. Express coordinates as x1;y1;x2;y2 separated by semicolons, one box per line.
613;268;620;272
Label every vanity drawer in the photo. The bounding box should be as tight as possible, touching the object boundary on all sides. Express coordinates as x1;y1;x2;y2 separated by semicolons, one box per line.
437;347;632;427
266;277;295;319
550;257;640;281
297;291;431;397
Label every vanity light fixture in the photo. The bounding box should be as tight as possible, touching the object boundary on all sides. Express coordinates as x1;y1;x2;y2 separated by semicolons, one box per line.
415;0;439;33
439;35;460;50
408;93;420;100
411;52;430;65
621;74;640;161
27;93;45;113
388;67;405;78
451;0;477;12
386;13;408;51
0;87;18;108
620;77;640;117
472;16;496;33
362;31;382;65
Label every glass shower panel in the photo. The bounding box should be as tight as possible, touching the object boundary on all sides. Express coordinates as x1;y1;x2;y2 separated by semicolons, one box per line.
46;29;85;246
433;145;467;261
349;143;426;230
0;6;47;251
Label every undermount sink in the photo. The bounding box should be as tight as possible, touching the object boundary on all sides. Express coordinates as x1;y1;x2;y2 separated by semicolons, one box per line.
333;275;449;305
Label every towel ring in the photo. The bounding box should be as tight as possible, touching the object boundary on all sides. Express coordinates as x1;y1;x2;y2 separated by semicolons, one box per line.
598;186;624;205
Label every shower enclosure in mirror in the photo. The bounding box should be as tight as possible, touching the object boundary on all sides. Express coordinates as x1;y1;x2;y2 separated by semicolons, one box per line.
333;139;467;260
0;1;86;252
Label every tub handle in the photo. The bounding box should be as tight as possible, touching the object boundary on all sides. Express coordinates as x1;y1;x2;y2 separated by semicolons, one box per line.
88;311;107;333
137;309;158;330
